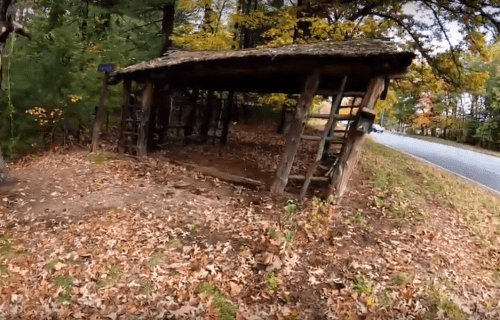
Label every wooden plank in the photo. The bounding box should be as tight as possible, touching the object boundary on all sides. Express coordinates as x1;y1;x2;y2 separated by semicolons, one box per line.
270;69;320;195
118;80;131;154
329;77;385;199
137;79;155;157
91;73;110;152
300;76;347;199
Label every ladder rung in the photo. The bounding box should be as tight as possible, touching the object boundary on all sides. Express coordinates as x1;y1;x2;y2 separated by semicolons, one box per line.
318;164;330;171
288;175;330;182
308;114;330;119
308;114;356;121
334;115;357;121
302;135;346;142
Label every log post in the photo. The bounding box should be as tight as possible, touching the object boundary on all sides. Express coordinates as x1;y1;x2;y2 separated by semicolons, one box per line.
221;90;234;145
270;69;320;194
329;77;385;199
201;90;215;143
184;88;200;138
118;79;131;154
91;73;110;152
137;79;155;157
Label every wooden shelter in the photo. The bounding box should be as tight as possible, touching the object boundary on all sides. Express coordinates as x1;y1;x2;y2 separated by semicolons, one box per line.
111;39;415;198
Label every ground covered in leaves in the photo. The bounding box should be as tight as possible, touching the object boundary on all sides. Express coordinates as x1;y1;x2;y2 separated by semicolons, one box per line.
1;125;500;319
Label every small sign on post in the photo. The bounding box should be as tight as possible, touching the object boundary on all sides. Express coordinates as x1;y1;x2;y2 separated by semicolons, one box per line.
98;64;115;73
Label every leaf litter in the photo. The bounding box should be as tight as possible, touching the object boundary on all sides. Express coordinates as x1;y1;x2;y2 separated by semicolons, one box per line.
0;124;499;319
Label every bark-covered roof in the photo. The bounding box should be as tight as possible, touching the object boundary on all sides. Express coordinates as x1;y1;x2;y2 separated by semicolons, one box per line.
118;39;415;76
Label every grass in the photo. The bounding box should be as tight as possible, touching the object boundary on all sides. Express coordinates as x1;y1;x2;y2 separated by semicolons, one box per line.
266;269;279;293
53;276;73;304
363;139;500;243
137;277;155;296
146;252;166;269
268;228;277;239
284;227;296;244
284;200;299;219
87;152;115;165
390;272;412;287
0;235;27;261
421;282;467;320
347;209;372;230
168;238;181;249
96;264;122;289
352;274;373;295
197;282;237;320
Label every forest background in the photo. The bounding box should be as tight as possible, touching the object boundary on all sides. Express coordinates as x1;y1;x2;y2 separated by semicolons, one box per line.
3;0;500;158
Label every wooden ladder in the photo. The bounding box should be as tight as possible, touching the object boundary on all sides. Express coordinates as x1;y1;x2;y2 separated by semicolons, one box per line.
286;76;368;198
287;76;348;198
123;104;142;155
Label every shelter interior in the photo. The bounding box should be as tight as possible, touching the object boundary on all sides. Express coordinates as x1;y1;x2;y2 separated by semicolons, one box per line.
110;39;415;198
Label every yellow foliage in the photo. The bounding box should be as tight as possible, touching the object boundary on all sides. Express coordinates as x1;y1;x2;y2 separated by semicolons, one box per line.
375;89;398;119
171;29;235;50
69;94;83;104
413;115;431;126
87;43;102;54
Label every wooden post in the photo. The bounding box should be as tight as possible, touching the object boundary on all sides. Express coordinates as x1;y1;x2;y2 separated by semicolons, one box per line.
329;77;385;199
270;69;320;194
213;93;223;143
91;73;110;152
137;79;155;157
221;91;234;145
201;90;214;143
118;80;131;154
184;89;200;138
300;76;347;199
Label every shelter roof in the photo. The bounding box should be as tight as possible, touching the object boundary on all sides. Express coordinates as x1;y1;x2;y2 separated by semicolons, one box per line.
118;39;414;75
113;39;415;95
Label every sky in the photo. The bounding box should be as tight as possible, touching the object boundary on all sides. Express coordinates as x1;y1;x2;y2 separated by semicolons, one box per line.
403;2;463;53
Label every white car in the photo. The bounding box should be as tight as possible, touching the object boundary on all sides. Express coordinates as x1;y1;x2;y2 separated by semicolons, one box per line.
371;124;384;133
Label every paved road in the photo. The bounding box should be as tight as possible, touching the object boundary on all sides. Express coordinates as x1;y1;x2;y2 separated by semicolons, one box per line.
371;132;500;194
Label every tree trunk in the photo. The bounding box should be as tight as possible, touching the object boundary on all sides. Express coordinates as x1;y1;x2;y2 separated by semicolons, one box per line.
161;0;175;55
91;73;110;152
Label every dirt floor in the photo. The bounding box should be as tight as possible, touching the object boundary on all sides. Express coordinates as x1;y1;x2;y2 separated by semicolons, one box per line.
0;124;499;319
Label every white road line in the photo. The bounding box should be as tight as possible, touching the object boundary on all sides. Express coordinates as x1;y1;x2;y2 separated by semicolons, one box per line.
374;141;500;197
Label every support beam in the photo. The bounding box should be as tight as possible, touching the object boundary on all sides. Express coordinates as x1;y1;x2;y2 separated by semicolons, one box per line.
201;90;215;142
221;91;234;145
137;79;155;157
329;77;385;199
118;80;132;153
270;69;320;194
183;89;200;138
